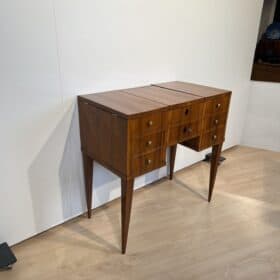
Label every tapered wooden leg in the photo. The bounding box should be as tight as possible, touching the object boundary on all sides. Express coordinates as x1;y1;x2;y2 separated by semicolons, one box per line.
82;153;94;218
121;177;134;254
208;143;223;202
169;144;177;180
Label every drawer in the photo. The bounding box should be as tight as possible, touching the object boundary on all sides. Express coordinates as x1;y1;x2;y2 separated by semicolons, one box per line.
130;111;163;137
131;132;163;155
204;95;230;115
131;149;166;177
169;102;203;125
200;126;226;149
168;121;201;145
202;113;227;132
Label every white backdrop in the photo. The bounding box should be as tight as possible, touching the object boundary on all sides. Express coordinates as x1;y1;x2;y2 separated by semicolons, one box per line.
242;81;280;152
0;0;263;245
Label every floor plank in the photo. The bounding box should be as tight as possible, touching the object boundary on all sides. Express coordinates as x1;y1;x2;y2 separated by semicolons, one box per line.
3;146;280;280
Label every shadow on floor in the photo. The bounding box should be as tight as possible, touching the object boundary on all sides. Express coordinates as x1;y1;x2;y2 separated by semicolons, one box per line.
173;177;208;201
61;222;120;253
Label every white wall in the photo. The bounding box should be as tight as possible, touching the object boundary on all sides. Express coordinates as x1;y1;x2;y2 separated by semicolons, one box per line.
0;0;264;245
242;82;280;152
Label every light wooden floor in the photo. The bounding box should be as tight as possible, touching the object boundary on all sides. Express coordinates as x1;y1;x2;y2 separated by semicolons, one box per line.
3;146;280;280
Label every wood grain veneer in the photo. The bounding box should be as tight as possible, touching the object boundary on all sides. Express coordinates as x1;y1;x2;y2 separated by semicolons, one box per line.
78;81;231;253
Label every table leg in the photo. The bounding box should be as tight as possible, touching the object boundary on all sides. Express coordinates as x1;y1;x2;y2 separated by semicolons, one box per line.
121;177;134;254
82;153;94;218
169;144;177;180
208;143;223;202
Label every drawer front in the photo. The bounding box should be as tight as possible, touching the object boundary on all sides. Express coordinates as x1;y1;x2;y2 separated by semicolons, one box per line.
204;95;230;115
131;149;166;177
130;111;163;137
170;102;203;125
200;126;226;149
168;121;201;145
202;113;227;132
131;132;163;155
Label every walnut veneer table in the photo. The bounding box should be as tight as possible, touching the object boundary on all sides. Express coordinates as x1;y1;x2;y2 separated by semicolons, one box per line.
78;81;231;254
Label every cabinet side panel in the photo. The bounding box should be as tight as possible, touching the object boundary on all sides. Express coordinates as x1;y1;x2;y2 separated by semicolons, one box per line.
78;99;127;176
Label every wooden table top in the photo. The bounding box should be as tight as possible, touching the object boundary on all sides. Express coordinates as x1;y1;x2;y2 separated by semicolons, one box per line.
153;81;230;98
123;86;201;106
78;81;230;118
79;90;167;118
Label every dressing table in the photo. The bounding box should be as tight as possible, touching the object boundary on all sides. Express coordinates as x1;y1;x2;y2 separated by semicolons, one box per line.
78;81;231;253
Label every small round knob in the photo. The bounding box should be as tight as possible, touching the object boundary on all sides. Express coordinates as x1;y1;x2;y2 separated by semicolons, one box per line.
212;135;217;140
183;127;192;133
185;108;189;115
148;120;153;127
147;140;152;146
146;159;152;165
216;103;221;109
214;119;219;125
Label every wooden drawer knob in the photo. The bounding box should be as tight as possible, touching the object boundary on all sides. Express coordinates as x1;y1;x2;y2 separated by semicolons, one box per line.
216;103;221;109
147;120;153;127
183;126;192;133
146;140;153;146
183;127;192;133
214;119;219;125
185;108;189;115
145;159;152;165
212;135;217;140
